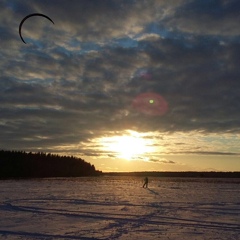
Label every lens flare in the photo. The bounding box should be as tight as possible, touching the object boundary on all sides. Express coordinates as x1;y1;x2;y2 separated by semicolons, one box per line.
134;68;152;81
139;69;152;80
132;92;168;116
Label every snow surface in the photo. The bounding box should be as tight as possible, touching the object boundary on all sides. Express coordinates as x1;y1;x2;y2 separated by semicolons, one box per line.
0;176;240;240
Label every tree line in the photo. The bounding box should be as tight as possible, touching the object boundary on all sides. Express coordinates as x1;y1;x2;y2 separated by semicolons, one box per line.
0;150;102;179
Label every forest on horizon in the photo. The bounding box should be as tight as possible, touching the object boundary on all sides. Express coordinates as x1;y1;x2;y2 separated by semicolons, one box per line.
0;150;102;179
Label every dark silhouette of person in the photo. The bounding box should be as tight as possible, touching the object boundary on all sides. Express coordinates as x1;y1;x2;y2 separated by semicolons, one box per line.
143;177;148;188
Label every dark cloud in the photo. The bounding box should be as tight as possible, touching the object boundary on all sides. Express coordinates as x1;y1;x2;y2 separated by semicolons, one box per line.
148;158;176;164
165;0;240;36
0;0;240;158
174;151;240;156
10;0;153;43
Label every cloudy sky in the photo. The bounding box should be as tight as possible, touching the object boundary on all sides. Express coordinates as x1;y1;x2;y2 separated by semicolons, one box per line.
1;0;240;172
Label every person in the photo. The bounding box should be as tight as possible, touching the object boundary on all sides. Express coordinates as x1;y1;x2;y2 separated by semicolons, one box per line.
143;177;148;188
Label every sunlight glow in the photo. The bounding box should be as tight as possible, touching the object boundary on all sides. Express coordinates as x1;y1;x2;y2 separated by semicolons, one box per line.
101;131;153;160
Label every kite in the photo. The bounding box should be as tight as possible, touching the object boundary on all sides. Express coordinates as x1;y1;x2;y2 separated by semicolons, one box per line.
19;13;54;44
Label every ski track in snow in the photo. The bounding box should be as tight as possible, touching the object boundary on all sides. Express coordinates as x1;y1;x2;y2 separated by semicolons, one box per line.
0;176;240;240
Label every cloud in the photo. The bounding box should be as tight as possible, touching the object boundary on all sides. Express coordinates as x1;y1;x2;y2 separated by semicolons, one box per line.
174;151;240;156
148;158;176;164
0;0;240;159
10;0;157;43
166;0;240;36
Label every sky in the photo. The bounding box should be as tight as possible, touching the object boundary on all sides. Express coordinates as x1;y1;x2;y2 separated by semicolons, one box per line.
0;0;240;172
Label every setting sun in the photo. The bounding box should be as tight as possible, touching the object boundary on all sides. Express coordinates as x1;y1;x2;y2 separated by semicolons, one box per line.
110;136;146;160
101;132;152;160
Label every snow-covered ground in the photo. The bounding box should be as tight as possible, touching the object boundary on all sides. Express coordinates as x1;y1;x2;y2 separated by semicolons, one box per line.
0;176;239;240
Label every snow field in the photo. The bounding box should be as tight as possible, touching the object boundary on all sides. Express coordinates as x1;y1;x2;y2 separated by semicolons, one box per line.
0;176;239;239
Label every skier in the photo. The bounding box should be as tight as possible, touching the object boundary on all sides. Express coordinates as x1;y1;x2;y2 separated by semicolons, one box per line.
143;177;148;188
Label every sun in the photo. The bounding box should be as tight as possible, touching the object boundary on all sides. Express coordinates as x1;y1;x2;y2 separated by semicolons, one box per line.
101;133;150;160
111;136;146;160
